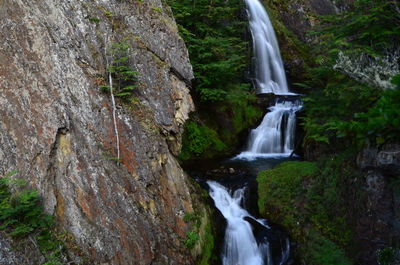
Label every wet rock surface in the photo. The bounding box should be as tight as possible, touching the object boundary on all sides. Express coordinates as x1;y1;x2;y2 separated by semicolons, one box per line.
355;143;400;264
0;0;202;264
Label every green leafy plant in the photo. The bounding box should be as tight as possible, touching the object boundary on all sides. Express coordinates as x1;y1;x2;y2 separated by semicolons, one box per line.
0;175;84;264
317;0;400;55
183;212;199;224
335;74;400;146
0;178;53;238
300;70;381;148
184;231;199;249
179;121;227;160
89;17;100;23
377;247;398;265
103;41;138;101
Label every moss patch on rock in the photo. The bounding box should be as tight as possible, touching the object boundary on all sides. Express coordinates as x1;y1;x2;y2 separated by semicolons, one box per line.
179;90;263;160
257;158;356;264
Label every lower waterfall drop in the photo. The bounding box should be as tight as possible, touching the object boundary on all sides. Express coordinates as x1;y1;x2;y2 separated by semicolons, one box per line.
207;181;272;265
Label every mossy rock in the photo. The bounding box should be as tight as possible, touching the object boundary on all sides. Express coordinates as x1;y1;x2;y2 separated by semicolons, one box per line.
257;160;354;264
257;161;318;235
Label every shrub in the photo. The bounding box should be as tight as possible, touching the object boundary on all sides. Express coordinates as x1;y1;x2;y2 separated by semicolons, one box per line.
102;41;138;101
179;121;227;160
0;174;84;264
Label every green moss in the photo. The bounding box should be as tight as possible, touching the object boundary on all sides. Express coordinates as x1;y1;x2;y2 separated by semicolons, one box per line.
307;231;353;265
179;121;227;160
257;161;318;234
198;222;215;265
257;159;355;264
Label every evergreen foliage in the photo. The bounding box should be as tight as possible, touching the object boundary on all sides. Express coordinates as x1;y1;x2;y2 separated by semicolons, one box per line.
301;0;400;150
301;68;400;149
317;0;400;55
102;41;137;101
167;0;249;102
0;174;85;264
300;69;381;146
336;75;400;146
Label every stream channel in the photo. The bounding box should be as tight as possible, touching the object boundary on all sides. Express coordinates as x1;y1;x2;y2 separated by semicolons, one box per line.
185;93;302;265
185;154;299;265
185;0;304;264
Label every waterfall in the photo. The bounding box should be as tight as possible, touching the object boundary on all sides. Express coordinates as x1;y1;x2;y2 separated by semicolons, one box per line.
207;181;271;265
245;0;289;94
237;98;302;159
236;0;303;160
206;1;297;264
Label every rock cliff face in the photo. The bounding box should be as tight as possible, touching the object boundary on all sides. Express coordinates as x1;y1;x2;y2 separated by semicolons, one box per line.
355;143;400;264
0;0;202;264
263;0;353;87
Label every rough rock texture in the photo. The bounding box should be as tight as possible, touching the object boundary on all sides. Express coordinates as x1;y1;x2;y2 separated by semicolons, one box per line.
0;235;21;265
354;143;400;264
263;0;354;88
0;0;204;264
266;0;352;43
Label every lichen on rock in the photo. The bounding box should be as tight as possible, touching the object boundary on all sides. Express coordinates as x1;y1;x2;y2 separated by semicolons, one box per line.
0;0;207;264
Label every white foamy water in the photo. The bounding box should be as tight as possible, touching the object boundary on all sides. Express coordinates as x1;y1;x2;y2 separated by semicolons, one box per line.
241;99;302;158
207;181;270;265
245;0;288;94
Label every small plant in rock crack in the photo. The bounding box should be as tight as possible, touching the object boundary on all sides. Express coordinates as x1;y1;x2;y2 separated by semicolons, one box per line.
0;172;68;264
184;231;199;249
101;41;138;101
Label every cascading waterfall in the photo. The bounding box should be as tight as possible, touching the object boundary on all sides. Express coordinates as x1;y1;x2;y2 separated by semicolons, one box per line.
237;0;303;159
206;1;299;264
207;181;272;265
238;98;302;159
245;0;289;94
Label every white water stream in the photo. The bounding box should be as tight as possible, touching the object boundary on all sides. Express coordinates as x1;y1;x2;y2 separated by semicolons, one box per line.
237;98;302;160
207;181;272;265
245;0;289;94
237;0;303;160
206;0;299;264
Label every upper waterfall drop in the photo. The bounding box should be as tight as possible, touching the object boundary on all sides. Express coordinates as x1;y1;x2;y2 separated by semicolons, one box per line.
235;0;303;160
245;0;289;94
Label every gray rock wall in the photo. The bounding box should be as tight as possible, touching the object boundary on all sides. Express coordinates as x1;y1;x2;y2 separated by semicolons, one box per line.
355;143;400;264
0;0;200;264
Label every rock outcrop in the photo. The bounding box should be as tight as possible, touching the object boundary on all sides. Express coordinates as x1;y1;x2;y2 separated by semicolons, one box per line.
263;0;353;88
355;143;400;264
0;0;203;264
